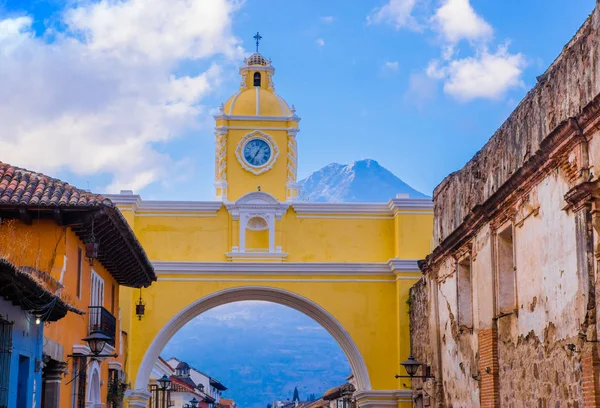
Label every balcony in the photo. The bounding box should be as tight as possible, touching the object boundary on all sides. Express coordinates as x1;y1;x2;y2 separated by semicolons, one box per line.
88;306;116;347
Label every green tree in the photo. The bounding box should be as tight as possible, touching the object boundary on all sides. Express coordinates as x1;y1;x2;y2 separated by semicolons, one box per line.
293;387;300;402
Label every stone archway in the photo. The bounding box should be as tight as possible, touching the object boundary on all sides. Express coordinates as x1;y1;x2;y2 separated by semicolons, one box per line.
131;286;371;403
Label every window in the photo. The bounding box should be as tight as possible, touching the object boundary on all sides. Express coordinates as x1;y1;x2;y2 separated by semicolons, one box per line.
90;271;104;308
0;318;13;408
90;271;105;330
497;224;516;315
253;72;261;87
457;256;473;328
76;247;83;299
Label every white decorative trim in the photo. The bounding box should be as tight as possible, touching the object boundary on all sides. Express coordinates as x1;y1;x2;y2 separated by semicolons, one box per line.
226;252;288;262
219;126;299;131
293;199;433;215
215;115;300;122
276;95;288;115
226;192;289;220
72;344;91;356
235;131;280;175
354;390;413;407
215;126;228;136
151;259;420;275
105;194;223;215
226;192;289;253
255;86;260;115
227;92;242;115
106;194;432;216
239;64;275;75
125;389;152;408
108;361;123;370
135;287;372;392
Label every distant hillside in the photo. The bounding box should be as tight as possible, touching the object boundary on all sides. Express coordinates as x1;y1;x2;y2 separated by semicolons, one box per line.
162;302;350;408
297;159;428;202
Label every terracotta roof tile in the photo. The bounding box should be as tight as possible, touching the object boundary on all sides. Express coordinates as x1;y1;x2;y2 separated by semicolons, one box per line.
0;162;111;208
0;161;156;288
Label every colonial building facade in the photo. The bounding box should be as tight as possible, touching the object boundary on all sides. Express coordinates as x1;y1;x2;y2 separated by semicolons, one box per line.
113;48;433;408
0;162;156;408
411;3;600;407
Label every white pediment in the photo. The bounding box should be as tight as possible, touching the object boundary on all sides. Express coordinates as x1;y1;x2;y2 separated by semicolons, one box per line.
236;191;279;205
226;192;289;220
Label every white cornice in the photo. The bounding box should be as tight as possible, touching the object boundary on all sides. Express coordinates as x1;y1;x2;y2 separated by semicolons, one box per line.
151;259;420;276
226;252;289;262
106;194;223;215
106;194;432;216
214;114;301;122
292;199;433;215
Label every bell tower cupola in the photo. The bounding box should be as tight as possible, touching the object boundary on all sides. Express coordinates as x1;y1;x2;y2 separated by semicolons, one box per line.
214;33;300;203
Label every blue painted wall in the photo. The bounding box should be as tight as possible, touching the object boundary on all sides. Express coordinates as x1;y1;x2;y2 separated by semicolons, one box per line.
1;298;43;408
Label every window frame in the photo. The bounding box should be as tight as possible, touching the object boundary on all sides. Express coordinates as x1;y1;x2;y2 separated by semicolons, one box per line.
495;222;518;316
456;254;474;329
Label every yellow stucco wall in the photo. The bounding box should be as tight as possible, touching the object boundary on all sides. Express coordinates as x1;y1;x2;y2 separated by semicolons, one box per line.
120;54;433;408
117;201;432;408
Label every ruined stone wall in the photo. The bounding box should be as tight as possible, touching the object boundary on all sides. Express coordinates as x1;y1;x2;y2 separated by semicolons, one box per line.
409;279;437;403
433;4;600;244
410;279;431;371
494;170;587;407
497;322;583;407
436;258;479;407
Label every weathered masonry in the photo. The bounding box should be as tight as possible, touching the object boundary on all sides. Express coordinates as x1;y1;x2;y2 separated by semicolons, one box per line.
411;2;600;407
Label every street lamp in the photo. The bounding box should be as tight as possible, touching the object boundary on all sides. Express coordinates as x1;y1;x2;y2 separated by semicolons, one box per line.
158;375;172;408
158;375;172;391
190;397;199;408
82;331;117;357
395;355;434;379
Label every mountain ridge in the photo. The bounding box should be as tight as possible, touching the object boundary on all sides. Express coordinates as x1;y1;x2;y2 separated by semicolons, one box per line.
297;159;428;202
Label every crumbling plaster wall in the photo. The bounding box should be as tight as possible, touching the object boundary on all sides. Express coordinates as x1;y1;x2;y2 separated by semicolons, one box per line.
413;170;591;406
496;170;586;406
409;279;437;402
433;6;600;244
435;257;479;406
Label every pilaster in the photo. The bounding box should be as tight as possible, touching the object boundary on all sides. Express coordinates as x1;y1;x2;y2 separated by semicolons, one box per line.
125;389;152;408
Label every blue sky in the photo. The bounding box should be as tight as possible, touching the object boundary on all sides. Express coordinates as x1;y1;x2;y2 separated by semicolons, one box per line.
0;0;595;200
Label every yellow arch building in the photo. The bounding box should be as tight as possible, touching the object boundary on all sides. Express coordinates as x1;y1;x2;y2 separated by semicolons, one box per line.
112;51;433;408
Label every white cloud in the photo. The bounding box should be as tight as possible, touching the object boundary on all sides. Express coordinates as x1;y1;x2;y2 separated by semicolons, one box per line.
427;45;526;101
316;38;325;47
432;0;493;43
0;0;242;192
320;16;334;24
366;0;419;30
383;61;400;71
65;0;243;63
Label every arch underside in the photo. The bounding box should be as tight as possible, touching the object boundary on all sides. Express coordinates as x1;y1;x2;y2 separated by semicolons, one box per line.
134;286;372;392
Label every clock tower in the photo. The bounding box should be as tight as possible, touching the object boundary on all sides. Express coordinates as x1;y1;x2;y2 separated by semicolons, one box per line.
214;40;300;202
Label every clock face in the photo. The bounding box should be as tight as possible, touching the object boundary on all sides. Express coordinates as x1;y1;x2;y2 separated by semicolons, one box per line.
243;138;272;167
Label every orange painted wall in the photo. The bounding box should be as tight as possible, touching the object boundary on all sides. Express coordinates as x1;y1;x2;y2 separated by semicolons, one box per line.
0;219;125;408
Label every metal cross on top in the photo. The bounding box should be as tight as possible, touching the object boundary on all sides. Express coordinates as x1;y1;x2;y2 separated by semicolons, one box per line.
253;31;262;52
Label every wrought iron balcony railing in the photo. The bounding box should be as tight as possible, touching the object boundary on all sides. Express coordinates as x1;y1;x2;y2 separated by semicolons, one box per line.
88;306;116;347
